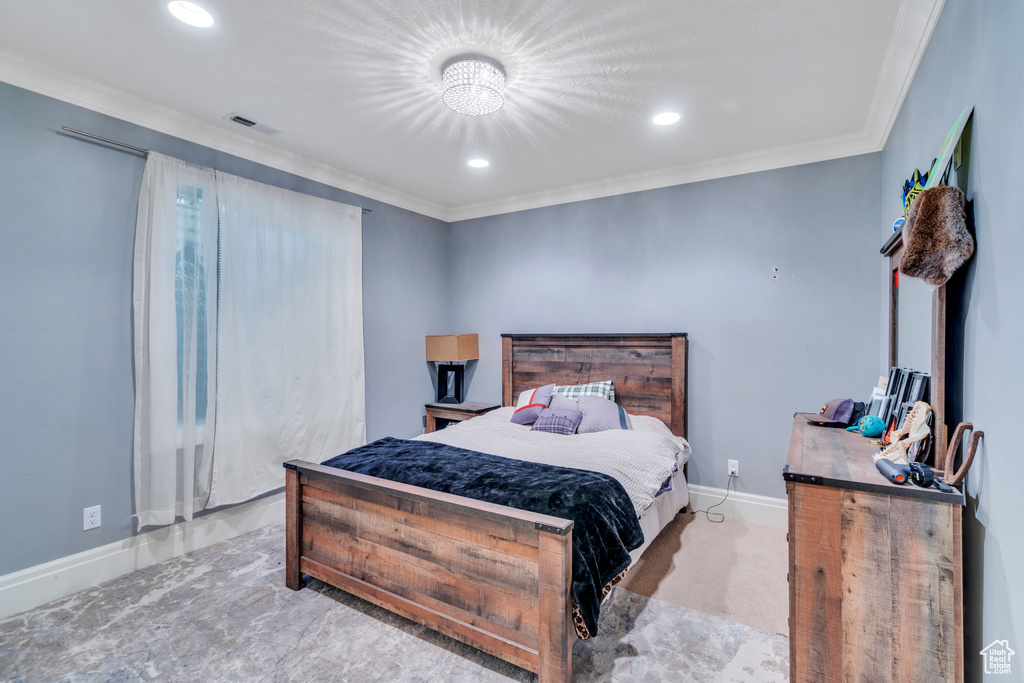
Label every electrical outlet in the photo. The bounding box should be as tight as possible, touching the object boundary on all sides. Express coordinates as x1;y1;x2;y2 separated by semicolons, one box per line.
83;505;101;531
728;460;739;477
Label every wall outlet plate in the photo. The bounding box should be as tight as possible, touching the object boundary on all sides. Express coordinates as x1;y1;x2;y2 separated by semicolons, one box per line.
83;505;101;531
728;460;739;477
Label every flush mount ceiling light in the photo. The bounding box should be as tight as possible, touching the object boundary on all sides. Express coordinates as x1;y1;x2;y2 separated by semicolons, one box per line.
167;1;215;28
652;111;681;126
467;158;490;168
442;56;505;116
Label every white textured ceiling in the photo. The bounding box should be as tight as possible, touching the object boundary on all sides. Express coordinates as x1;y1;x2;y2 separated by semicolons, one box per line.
0;0;943;220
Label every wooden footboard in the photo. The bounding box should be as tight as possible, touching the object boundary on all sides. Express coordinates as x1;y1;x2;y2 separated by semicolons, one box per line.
284;460;575;683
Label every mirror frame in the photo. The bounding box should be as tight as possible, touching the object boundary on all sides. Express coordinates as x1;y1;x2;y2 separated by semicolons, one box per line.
882;231;948;457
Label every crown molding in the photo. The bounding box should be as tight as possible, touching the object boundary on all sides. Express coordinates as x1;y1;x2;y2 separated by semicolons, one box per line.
445;131;879;222
862;0;947;150
0;0;942;225
0;48;450;222
446;0;944;222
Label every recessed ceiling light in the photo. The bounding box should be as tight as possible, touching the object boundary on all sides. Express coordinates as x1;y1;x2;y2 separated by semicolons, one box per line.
652;112;681;126
167;1;215;28
468;159;490;168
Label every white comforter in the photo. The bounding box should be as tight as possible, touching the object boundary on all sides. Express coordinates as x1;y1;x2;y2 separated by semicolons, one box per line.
414;406;690;517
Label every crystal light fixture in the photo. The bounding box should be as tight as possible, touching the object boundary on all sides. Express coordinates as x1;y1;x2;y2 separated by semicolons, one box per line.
442;56;505;116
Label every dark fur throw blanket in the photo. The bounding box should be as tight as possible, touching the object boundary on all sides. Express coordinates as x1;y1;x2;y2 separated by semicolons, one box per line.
321;437;644;639
899;185;974;286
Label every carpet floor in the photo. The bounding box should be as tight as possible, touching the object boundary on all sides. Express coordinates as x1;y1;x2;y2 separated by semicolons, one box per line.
619;512;789;636
0;523;789;682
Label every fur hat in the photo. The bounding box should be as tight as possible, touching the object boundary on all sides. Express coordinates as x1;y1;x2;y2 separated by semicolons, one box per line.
899;185;974;287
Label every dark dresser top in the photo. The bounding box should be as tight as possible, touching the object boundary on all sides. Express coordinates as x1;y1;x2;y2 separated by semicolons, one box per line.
784;414;964;505
425;402;501;414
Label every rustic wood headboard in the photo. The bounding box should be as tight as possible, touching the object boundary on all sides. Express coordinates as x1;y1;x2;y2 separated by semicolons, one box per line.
501;334;688;439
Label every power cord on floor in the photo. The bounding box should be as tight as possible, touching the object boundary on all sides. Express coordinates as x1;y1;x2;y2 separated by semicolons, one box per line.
692;473;735;523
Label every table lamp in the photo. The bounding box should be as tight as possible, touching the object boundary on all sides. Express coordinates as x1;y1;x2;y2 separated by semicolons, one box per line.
425;334;478;404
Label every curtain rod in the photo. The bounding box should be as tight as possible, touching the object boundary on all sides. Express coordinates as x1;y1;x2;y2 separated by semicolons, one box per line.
63;126;149;155
60;126;372;214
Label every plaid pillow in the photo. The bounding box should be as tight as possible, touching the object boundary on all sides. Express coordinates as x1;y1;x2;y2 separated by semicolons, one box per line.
554;380;615;403
531;408;583;435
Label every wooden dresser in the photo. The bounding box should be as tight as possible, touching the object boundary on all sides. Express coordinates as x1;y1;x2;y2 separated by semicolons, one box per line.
784;414;964;682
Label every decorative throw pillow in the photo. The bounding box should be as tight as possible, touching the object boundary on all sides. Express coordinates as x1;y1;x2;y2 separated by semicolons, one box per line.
531;407;584;435
577;395;633;434
554;380;615;403
511;384;555;425
548;392;580;412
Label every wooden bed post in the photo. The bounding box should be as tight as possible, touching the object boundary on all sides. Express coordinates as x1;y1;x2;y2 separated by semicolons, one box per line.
537;528;573;683
671;335;688;440
501;335;513;407
285;464;303;591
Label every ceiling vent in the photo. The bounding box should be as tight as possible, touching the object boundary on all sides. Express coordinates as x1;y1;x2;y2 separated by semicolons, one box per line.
224;112;281;136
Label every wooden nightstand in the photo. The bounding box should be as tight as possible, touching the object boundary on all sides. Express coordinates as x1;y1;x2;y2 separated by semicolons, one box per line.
425;402;501;433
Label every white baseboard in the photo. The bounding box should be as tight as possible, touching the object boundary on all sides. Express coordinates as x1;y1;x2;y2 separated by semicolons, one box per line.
687;484;788;530
0;492;284;621
0;485;782;621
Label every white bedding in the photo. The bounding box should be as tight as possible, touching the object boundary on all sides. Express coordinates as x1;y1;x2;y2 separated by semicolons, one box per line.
632;471;688;563
414;406;690;518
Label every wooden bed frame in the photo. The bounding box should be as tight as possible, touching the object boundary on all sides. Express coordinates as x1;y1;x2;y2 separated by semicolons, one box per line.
284;333;687;682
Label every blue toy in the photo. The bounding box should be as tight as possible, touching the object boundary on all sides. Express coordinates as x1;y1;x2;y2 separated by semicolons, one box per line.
845;415;886;437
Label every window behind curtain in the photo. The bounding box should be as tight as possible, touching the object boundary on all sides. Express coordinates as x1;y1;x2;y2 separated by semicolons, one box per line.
174;185;210;426
133;154;219;528
134;152;363;526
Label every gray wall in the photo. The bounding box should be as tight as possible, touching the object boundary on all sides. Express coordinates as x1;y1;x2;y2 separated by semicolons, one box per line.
878;0;1023;676
449;154;882;499
0;82;448;576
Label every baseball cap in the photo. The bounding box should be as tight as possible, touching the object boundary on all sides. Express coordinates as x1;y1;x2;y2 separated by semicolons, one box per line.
806;399;855;426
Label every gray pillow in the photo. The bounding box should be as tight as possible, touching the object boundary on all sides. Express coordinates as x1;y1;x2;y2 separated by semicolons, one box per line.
577;395;633;434
548;393;580;412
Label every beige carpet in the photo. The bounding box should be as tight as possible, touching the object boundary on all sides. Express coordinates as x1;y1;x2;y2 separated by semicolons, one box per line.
619;511;789;636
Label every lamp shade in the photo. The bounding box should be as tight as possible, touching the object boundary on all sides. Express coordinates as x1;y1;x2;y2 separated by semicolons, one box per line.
426;334;479;362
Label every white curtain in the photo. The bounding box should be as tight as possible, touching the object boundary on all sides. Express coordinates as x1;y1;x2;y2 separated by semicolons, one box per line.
133;152;365;525
207;172;365;508
133;153;218;528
